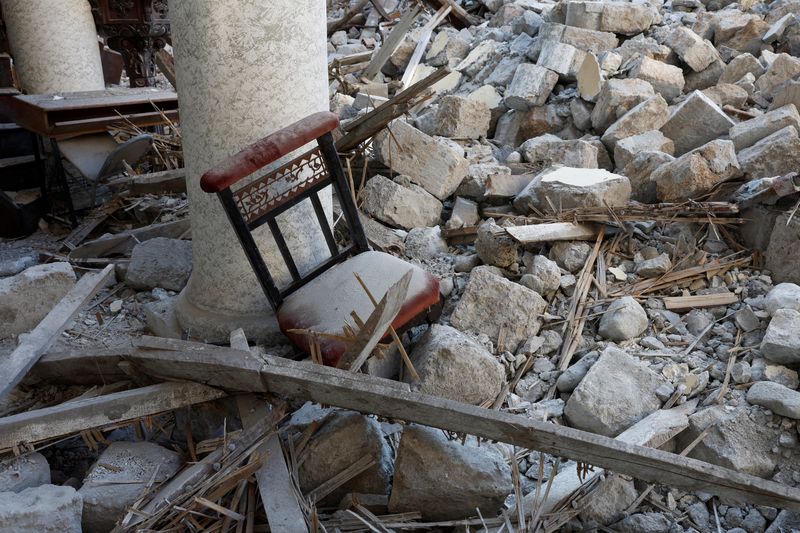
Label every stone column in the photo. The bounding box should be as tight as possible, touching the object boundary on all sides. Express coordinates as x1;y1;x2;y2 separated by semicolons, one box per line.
1;0;104;94
171;0;330;342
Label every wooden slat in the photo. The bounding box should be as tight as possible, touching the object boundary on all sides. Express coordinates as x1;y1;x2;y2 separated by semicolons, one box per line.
0;381;225;452
663;292;739;311
123;339;800;511
506;222;599;244
363;5;421;80
0;265;115;401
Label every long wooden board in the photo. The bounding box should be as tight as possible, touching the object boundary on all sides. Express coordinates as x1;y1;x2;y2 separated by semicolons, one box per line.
663;292;739;311
0;265;116;401
123;337;800;511
505;223;599;244
0;381;225;452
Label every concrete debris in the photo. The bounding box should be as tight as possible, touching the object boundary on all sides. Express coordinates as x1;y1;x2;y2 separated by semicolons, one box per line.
0;484;83;533
659;90;735;156
514;166;631;213
549;241;593;273
601;94;670;150
653;139;740;201
404;226;448;260
0;262;76;339
361;174;443;230
761;308;800;364
521;254;561;297
433;95;490;139
520;135;598;168
0;452;50;493
125;237;192;291
738;125;800;178
628;56;685;103
747;381;800;419
598;296;649;341
475;218;518;268
764;283;800;315
729;104;800;151
504;63;559;110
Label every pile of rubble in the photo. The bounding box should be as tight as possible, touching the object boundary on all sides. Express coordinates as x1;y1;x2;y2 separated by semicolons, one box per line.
4;0;800;531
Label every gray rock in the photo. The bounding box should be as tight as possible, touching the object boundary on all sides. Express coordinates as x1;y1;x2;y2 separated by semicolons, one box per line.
617;512;671;533
565;1;657;35
375;120;468;200
635;253;672;278
679;406;777;477
598;296;649;341
0;253;36;277
299;412;393;505
729;104;800;151
550;241;592;274
685;309;713;336
591;78;656;132
766;510;800;533
719;53;765;84
557;353;598;392
360;174;443;230
580;475;638;525
564;347;665;436
520;135;598;168
0;453;50;493
653;139;740;202
628;56;685;102
536;40;587;80
434;95;490;139
612;129;673;171
504;63;559;110
388;424;511;520
0;262;77;339
521;255;561;297
623;150;674;203
665;26;719;72
451;266;547;351
766;212;800;285
659;91;735;156
747;381;800;419
0;484;82;533
761;309;800;364
408;324;506;404
687;502;710;527
80;442;181;533
738;125;800;179
514;167;631;214
143;295;183;339
765;283;800;316
405;227;448;260
126;237;192;291
476;219;518;269
447;197;479;229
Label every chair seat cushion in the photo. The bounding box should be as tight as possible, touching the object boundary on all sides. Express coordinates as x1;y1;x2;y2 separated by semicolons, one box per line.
277;251;440;366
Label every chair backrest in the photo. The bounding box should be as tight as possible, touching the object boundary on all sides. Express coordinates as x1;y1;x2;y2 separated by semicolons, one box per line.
97;133;153;180
200;111;369;311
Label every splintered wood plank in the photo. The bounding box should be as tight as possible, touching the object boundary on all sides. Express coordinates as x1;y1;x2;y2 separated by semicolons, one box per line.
0;381;225;452
505;223;599;244
122;341;800;511
0;265;115;401
663;292;739;311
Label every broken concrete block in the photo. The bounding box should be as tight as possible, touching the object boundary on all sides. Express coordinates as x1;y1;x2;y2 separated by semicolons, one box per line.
766;212;800;285
580;475;638;526
702;83;749;108
126;237;192;292
635;252;672;279
763;13;796;44
591;78;655;132
521;254;561;297
143;295;183;339
770;80;800;112
738;126;800;178
520;134;598;168
536;22;619;54
665;26;719;72
623;151;674;203
426;29;471;67
761;309;800;365
0;253;36;277
447;196;480;229
679;406;777;477
514;167;631;214
550;241;593;273
79;442;181;533
754;53;800;98
601;94;670;150
628;56;685;102
408;324;506;404
564;347;664;437
451;266;547;350
0;484;82;533
0;453;50;493
0;262;76;339
598;296;649;341
660;90;735;156
730;104;800;151
299;412;393;505
456;40;504;79
747;381;800;419
376;120;468;200
360;175;442;230
457;163;511;200
577;53;602;101
684;58;726;92
613;130;674;171
653;139;740;201
388;424;511;520
765;283;800;316
536;40;587;80
565;1;657;35
404;227;448;261
718;52;765;84
504;63;559;110
434;95;490;139
476;218;518;269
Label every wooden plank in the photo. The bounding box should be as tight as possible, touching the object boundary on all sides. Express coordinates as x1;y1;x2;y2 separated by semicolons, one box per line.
68;218;190;260
155;49;177;89
422;0;478;28
121;342;800;511
506;222;599;244
399;6;450;90
363;5;421;80
0;265;116;401
108;168;186;195
34;346;131;385
0;381;225;452
663;292;739;311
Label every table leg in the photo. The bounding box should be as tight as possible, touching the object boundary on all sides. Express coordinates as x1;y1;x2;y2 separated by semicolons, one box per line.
49;138;78;227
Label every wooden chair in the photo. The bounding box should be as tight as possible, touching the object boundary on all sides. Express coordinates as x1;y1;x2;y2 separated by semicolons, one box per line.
200;111;441;366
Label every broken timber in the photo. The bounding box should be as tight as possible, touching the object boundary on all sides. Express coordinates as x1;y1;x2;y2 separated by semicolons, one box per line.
505;222;599;244
0;265;115;401
92;336;800;511
663;292;739;311
0;382;225;453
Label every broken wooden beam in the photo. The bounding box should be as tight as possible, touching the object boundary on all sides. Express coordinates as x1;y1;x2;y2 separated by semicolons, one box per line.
662;292;739;311
505;222;600;244
122;337;800;511
0;265;115;401
155;49;177;89
0;381;225;453
363;5;421;80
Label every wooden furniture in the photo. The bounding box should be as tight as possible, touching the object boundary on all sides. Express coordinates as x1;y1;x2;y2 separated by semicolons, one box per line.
12;88;178;139
200;111;441;366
